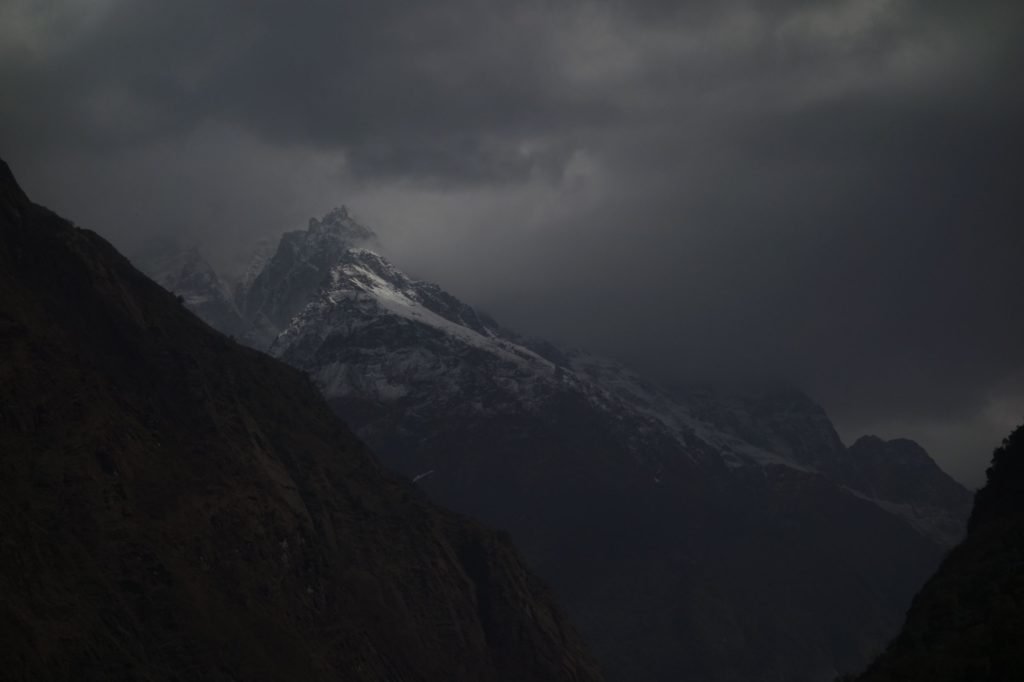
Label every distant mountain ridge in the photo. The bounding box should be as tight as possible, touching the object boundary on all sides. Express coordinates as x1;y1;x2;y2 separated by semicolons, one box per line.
139;242;247;336
143;206;973;682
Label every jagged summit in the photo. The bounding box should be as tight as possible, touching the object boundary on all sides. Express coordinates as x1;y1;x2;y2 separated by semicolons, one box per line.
311;204;350;227
314;204;350;222
307;205;377;247
236;208;379;347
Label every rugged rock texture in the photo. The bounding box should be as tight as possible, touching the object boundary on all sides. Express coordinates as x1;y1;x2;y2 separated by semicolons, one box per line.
855;424;1024;682
200;210;972;682
239;207;376;348
0;160;602;682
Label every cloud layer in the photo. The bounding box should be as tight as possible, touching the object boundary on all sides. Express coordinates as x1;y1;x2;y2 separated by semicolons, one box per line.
3;0;1022;484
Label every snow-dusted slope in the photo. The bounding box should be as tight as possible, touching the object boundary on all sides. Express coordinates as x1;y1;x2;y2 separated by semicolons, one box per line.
274;249;555;377
273;249;557;408
269;245;732;477
239;206;377;348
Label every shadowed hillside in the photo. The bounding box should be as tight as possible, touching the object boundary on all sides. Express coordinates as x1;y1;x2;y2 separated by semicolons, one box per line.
0;159;602;682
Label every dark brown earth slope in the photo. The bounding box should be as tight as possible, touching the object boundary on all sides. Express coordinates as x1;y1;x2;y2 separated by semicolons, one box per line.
0;159;603;682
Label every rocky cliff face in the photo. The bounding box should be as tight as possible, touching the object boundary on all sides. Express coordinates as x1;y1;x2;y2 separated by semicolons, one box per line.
175;207;971;682
855;424;1024;682
0;160;602;682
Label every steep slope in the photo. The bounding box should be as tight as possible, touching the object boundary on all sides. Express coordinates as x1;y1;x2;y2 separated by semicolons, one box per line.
214;211;971;682
0;160;602;682
855;424;1024;682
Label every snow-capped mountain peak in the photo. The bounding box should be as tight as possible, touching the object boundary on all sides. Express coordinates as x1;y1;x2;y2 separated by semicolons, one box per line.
271;247;558;385
236;208;380;347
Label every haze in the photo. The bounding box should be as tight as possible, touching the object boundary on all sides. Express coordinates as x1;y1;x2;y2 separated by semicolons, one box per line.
2;0;1021;486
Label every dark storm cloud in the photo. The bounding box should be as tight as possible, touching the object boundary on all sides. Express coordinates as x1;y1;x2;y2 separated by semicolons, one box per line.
1;0;611;181
1;0;1022;484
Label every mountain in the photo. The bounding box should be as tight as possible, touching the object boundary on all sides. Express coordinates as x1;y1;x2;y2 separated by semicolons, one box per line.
194;209;971;682
0;160;603;682
239;206;377;349
853;423;1024;682
829;436;974;547
136;241;247;337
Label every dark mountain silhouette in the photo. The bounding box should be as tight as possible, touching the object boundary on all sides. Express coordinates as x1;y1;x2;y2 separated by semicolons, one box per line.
0;159;602;682
854;423;1024;682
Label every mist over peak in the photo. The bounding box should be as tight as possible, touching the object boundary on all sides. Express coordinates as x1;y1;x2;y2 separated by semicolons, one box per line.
3;0;1021;486
307;205;375;243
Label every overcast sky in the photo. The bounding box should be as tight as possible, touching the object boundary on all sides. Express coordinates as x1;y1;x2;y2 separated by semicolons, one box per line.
2;0;1022;486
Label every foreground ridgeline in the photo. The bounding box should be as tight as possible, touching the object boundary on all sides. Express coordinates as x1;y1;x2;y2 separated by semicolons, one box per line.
0;159;603;681
854;424;1024;682
147;204;974;681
